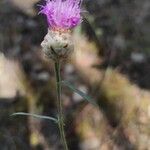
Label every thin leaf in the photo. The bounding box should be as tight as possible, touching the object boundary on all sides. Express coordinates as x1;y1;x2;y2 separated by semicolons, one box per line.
61;81;97;106
11;112;58;124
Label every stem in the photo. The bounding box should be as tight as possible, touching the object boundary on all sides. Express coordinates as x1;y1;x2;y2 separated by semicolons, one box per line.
55;61;68;150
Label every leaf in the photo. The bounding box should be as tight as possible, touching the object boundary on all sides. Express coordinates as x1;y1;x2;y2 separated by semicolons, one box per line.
11;112;58;124
61;81;97;106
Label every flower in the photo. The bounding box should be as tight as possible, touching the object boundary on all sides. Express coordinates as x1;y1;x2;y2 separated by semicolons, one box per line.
40;0;83;30
40;0;83;61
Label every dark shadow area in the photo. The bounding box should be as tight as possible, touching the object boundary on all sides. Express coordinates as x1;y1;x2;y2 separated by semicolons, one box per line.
83;0;150;89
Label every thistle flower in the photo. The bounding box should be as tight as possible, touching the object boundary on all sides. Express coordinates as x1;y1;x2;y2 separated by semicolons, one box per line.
39;1;86;149
40;0;83;61
40;0;83;30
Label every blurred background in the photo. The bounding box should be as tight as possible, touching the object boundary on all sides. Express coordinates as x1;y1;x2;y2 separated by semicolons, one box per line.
0;0;150;149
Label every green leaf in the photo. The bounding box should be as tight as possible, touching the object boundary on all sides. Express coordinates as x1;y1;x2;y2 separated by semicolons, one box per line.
11;112;58;124
61;81;97;106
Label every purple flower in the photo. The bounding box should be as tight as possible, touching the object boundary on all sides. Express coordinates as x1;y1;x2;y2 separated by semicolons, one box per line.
40;0;83;30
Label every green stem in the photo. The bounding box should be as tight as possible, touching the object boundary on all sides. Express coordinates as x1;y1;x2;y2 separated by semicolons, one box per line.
55;61;68;150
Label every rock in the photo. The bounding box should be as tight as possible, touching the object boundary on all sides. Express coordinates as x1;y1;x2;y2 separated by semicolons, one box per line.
0;53;24;99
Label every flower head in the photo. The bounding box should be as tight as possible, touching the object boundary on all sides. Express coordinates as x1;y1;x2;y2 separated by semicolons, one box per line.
40;0;83;30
